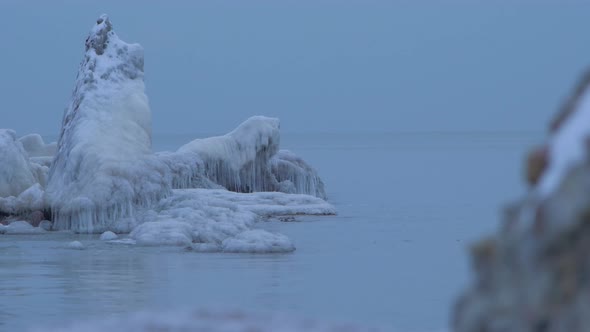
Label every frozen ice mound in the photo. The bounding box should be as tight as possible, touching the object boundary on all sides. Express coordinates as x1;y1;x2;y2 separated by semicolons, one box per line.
31;309;379;332
1;15;333;242
0;130;40;198
46;15;171;233
0;220;46;235
19;134;57;169
178;116;281;193
128;189;334;252
271;150;327;199
18;134;56;158
0;130;47;216
177;116;327;198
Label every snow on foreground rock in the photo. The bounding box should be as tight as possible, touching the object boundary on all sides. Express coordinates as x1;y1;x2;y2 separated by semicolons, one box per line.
30;309;379;332
454;71;590;331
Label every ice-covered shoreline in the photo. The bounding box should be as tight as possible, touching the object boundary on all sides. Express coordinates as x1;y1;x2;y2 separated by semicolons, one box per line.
0;15;334;253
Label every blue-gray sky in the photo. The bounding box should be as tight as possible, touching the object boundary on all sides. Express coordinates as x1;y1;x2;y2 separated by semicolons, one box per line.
1;1;590;136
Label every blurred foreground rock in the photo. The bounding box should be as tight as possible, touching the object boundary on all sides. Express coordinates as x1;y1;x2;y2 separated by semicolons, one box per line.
454;71;590;332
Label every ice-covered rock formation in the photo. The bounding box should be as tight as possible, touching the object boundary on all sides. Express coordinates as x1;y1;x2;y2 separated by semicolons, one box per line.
178;116;281;193
0;130;47;216
0;130;39;198
454;71;590;332
2;15;333;248
46;15;170;233
19;133;57;167
271;150;327;199
177;116;327;198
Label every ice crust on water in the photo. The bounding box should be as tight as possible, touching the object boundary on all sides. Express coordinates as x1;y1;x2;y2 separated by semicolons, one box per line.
32;309;380;332
1;15;335;254
129;189;334;252
0;220;46;235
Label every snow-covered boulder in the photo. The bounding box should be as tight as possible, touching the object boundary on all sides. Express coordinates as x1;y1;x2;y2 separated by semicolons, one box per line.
46;15;170;233
454;71;590;332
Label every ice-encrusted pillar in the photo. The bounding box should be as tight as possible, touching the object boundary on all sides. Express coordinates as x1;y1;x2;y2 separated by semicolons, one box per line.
46;15;169;233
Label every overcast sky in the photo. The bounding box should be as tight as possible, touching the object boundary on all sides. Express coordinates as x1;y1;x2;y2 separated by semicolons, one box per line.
1;1;590;136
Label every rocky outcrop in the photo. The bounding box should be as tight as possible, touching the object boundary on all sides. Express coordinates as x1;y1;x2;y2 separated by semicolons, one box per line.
454;71;590;332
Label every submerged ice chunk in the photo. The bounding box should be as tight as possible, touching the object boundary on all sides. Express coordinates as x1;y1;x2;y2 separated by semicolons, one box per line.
221;229;295;253
67;241;85;250
99;231;118;241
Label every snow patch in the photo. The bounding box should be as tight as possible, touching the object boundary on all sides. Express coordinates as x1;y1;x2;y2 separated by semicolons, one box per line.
538;80;590;195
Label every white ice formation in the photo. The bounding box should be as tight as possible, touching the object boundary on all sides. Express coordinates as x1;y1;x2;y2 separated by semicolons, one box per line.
1;15;334;253
19;133;57;168
46;15;170;233
177;116;327;198
0;130;47;215
129;189;334;252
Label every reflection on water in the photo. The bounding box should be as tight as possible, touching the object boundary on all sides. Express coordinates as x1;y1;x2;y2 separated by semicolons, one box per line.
0;131;542;331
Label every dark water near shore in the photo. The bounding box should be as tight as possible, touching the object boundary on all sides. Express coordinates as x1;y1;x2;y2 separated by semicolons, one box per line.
0;131;541;331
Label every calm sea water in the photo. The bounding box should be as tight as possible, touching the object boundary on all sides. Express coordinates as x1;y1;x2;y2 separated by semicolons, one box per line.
0;132;541;331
